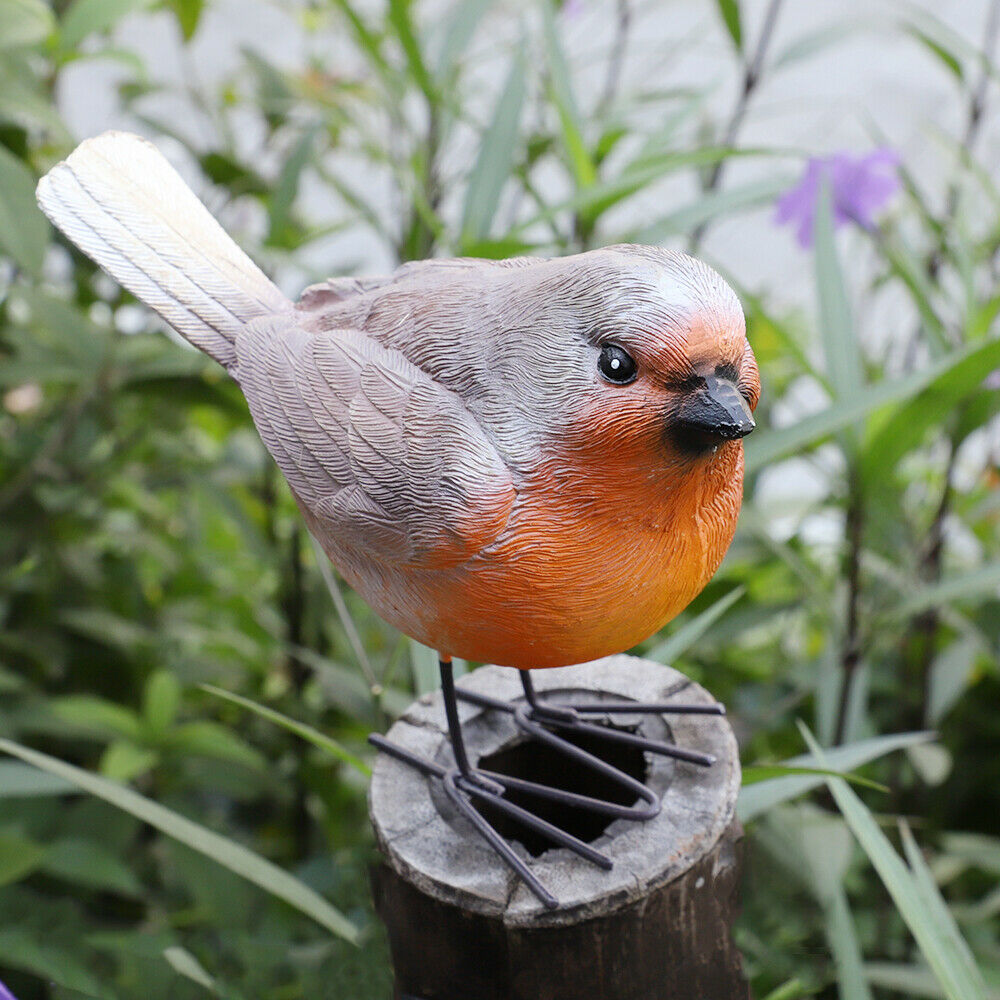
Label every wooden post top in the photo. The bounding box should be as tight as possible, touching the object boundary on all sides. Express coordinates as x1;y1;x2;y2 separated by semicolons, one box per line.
368;655;740;929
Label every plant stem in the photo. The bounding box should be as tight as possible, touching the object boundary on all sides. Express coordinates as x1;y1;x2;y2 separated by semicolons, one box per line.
927;0;1000;282
597;0;632;114
283;523;312;860
907;439;958;727
834;478;864;745
689;0;785;252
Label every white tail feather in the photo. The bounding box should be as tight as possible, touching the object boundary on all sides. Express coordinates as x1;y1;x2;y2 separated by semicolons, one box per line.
36;131;290;369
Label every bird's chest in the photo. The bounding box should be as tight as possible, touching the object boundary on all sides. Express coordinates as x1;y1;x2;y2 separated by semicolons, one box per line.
480;452;740;620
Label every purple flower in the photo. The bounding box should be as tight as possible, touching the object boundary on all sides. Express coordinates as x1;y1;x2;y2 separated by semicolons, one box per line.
775;149;901;248
0;979;16;1000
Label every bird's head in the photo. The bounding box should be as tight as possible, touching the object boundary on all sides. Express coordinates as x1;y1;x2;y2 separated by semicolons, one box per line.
480;245;758;487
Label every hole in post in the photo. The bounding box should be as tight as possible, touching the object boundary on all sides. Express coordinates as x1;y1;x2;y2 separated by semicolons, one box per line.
473;723;648;857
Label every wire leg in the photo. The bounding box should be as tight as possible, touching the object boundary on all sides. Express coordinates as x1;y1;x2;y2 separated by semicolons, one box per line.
370;658;622;908
509;669;721;766
369;661;722;908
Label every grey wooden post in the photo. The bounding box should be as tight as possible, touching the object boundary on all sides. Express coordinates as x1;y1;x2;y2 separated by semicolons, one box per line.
368;656;748;1000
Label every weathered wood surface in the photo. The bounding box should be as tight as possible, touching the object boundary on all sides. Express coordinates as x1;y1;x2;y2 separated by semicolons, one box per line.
369;656;748;1000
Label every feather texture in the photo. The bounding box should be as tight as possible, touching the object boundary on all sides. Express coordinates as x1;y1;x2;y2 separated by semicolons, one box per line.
36;131;289;368
36;131;756;668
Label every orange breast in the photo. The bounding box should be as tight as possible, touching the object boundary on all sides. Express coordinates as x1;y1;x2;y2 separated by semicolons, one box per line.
408;439;746;669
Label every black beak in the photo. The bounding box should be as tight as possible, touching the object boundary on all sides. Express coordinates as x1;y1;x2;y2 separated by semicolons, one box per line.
676;374;755;443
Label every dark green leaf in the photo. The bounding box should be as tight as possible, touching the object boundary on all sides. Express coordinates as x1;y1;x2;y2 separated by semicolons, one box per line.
802;726;986;1000
0;830;45;886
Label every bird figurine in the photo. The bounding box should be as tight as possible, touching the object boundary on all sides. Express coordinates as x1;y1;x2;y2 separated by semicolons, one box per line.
37;131;758;907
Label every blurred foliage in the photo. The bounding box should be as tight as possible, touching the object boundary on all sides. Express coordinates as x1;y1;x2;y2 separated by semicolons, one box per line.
0;0;999;997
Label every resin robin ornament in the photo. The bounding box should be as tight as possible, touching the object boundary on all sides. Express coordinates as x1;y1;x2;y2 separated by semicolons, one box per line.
38;131;758;907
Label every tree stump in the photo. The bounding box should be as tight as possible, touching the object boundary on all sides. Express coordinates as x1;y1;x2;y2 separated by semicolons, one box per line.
369;656;747;1000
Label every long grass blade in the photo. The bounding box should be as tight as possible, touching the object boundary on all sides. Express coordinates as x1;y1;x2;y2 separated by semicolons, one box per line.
800;725;986;1000
645;587;745;663
461;48;526;243
738;730;932;821
199;685;371;777
0;739;360;944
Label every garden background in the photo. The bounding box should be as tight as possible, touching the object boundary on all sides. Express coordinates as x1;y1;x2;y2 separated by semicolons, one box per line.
1;0;999;997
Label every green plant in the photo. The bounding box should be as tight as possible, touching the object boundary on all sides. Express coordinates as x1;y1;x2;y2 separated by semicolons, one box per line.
1;0;998;997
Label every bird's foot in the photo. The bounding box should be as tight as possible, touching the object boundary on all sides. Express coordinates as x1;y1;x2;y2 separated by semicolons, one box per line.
368;733;614;910
368;665;722;910
455;679;725;768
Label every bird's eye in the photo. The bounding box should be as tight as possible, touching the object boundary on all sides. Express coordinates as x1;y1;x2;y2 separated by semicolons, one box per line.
598;344;637;385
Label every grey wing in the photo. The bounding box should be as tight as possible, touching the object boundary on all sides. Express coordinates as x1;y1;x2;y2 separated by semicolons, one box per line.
235;316;517;569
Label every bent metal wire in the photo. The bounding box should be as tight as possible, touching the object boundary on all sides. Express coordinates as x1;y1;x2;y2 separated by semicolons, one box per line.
369;660;724;909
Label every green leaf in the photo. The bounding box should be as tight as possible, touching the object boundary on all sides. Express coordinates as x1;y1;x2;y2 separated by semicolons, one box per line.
905;25;964;81
800;726;987;1000
773;21;863;71
899;821;986;993
517;146;771;235
927;636;981;725
0;762;76;797
866;964;1000;1000
646;587;745;663
634;175;791;243
409;639;439;696
200;685;371;777
267;125;318;247
50;695;143;741
715;0;743;51
761;981;810;1000
0;830;45;886
0;929;108;997
767;806;873;1000
99;740;159;782
826;885;875;1000
815;177;864;405
388;0;435;100
541;2;596;189
0;738;360;944
163;946;218;993
892;563;1000;620
143;669;182;732
0;0;55;49
461;49;526;243
328;0;394;86
42;837;142;896
163;0;203;40
745;336;1000;470
60;0;148;50
0;144;48;274
742;765;887;794
166;721;266;770
738;730;932;821
0;55;69;136
861;337;1000;487
435;0;492;79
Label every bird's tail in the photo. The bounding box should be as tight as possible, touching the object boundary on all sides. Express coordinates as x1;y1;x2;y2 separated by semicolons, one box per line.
36;131;290;370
